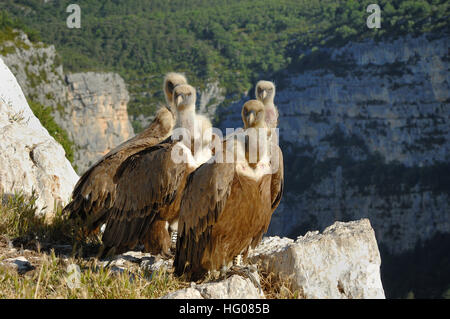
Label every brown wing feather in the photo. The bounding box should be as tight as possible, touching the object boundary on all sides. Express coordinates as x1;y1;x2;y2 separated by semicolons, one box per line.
174;160;235;280
105;106;174;159
63;106;175;234
101;140;186;254
270;143;284;211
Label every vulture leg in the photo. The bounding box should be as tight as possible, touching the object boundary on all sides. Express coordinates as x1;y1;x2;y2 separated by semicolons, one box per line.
233;254;243;266
226;265;261;293
143;220;172;258
169;221;178;250
170;231;178;250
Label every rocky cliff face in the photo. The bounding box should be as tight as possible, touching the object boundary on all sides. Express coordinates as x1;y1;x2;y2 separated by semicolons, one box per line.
0;57;78;215
59;72;134;172
198;80;225;118
218;33;449;255
1;31;134;173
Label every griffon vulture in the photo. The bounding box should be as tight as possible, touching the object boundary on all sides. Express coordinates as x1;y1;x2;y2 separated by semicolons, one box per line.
255;80;279;129
174;99;284;281
63;72;188;235
100;84;212;257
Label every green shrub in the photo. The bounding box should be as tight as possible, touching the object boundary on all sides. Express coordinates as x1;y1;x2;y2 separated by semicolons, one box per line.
28;100;74;164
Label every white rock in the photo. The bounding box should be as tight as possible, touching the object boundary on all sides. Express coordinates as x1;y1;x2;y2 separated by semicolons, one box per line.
161;274;263;299
161;287;204;299
196;274;263;299
141;258;173;273
2;256;34;273
0;57;79;215
250;219;385;299
1;32;135;175
0;57;47;134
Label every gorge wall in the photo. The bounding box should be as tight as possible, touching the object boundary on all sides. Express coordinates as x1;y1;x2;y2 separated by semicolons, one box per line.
218;33;450;256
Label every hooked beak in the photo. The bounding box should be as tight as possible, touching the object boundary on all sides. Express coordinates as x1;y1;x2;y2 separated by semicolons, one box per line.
247;111;256;127
260;90;267;100
175;94;184;107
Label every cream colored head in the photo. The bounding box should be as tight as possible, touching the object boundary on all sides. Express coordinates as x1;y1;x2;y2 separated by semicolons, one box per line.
241;100;266;129
241;100;269;166
164;72;188;107
255;80;275;104
173;84;196;111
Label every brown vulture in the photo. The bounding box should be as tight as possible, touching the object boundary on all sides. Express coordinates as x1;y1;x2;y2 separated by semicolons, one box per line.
63;72;188;235
255;80;279;129
174;99;284;281
100;84;212;257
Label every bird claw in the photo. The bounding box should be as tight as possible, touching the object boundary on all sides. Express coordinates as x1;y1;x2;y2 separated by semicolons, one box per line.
225;265;261;293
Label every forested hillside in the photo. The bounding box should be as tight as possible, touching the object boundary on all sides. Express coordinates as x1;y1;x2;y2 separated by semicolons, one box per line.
1;0;447;131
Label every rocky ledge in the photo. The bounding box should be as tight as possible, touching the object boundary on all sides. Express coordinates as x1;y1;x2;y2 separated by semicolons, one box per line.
162;219;385;299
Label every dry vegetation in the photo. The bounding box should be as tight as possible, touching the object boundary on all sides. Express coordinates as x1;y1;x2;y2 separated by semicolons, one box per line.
258;266;302;299
0;191;297;299
0;251;189;299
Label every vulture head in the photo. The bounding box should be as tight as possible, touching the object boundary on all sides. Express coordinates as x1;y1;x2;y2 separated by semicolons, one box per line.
164;72;188;108
241;100;268;166
255;80;275;104
242;99;266;129
173;84;196;111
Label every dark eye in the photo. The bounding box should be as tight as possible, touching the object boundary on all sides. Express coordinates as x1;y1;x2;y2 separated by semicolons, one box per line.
167;81;175;93
243;108;248;115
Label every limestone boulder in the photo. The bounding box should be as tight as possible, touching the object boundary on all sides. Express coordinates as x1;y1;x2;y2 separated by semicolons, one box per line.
249;219;386;299
161;274;263;299
0;57;79;215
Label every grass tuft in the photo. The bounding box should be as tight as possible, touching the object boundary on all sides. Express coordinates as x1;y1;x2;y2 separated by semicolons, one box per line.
0;190;84;247
258;268;302;299
0;190;190;298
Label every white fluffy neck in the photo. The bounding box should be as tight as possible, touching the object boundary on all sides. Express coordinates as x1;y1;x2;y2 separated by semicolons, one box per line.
263;95;275;106
235;137;271;180
176;104;196;146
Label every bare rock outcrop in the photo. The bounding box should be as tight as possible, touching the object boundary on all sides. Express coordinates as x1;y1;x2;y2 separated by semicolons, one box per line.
197;81;225;118
1;256;34;274
249;219;385;299
0;57;79;215
62;72;134;173
162;274;263;299
1;30;134;174
161;219;385;299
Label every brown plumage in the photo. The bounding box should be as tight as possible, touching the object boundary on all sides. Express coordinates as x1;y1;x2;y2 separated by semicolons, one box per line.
100;139;189;255
63;72;187;235
100;84;212;256
174;100;284;281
